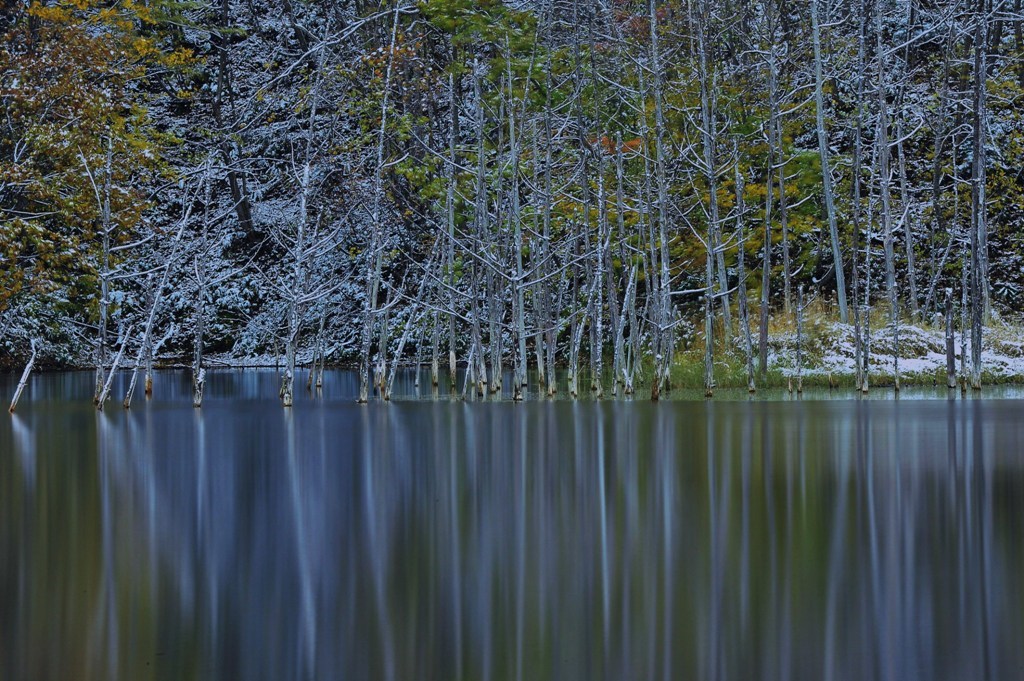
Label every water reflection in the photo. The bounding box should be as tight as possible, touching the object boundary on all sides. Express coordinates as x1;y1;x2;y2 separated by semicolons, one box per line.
1;373;1023;680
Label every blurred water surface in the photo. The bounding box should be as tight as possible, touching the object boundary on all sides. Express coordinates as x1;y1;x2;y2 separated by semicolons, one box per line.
1;369;1023;680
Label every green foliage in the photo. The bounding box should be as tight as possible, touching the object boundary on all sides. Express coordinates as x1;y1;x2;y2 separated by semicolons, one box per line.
0;0;194;329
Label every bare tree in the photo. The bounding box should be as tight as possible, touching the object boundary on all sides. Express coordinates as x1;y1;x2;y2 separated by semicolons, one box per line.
969;0;988;390
811;0;848;322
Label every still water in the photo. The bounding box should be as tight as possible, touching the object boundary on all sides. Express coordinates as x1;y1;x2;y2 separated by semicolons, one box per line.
1;370;1023;680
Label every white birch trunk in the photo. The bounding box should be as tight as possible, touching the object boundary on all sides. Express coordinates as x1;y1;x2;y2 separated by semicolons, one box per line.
735;153;755;393
812;0;849;322
8;340;36;414
97;325;133;411
94;136;114;405
796;286;804;394
875;6;899;393
945;288;957;389
970;2;987;390
358;4;401;403
650;0;680;389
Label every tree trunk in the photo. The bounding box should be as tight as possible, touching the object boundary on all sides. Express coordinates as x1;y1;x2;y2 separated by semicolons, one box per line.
94;136;113;405
812;0;848;322
8;340;36;414
471;61;488;399
896;120;920;319
358;4;400;403
530;122;546;394
945;288;957;389
125;192;193;409
777;100;793;314
796;286;804;394
960;260;969;394
924;31;953;317
193;163;213;409
613;137;630;394
758;46;779;383
695;7;731;340
1015;0;1024;89
861;160;875;395
735;153;755;393
447;70;459;393
213;0;253;231
97;327;132;411
193;286;207;408
651;0;683;388
431;310;440;388
507;62;527;401
851;0;868;391
970;2;987;390
703;236;715;400
876;8;899;392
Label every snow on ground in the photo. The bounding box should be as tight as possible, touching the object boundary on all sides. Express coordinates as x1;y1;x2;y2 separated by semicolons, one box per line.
766;320;1024;381
188;321;1024;382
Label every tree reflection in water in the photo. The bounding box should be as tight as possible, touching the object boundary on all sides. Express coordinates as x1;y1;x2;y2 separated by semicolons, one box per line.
1;373;1022;680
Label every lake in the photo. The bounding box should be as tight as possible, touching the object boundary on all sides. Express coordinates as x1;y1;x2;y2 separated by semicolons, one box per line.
2;369;1023;680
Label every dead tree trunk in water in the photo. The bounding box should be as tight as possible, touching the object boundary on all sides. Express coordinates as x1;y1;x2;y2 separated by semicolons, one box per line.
531;122;545;395
543;123;557;397
812;0;848;322
612;136;630;395
735;152;755;393
945;288;956;389
86;136;114;405
193;164;213;409
795;286;804;394
446;71;459;392
650;0;680;391
97;326;133;411
507;64;527;401
758;43;779;383
851;0;869;391
470;61;489;399
969;1;987;390
282;102;317;408
960;262;969;394
703;260;714;399
431;309;440;388
695;4;730;340
193;284;207;408
860;164;875;395
896;119;920;319
9;340;36;413
875;5;899;393
358;4;401;403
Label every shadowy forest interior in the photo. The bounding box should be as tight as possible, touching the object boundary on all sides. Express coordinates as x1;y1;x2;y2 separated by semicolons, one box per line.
3;0;1023;402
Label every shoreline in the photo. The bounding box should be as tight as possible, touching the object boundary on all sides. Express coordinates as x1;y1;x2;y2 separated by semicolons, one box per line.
6;318;1024;392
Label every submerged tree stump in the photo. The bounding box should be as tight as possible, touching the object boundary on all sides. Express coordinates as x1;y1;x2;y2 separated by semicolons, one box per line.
9;340;37;414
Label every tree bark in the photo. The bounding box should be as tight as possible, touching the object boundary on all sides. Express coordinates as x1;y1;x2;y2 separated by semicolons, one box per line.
874;7;900;392
8;340;36;414
358;4;401;403
735;150;755;393
812;0;848;322
97;326;133;411
94;136;113;405
213;0;253;231
796;285;804;394
945;288;957;389
651;0;682;389
445;70;462;395
758;35;780;382
970;1;987;390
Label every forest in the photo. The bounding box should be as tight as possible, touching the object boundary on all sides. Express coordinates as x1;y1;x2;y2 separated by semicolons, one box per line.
2;0;1023;403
